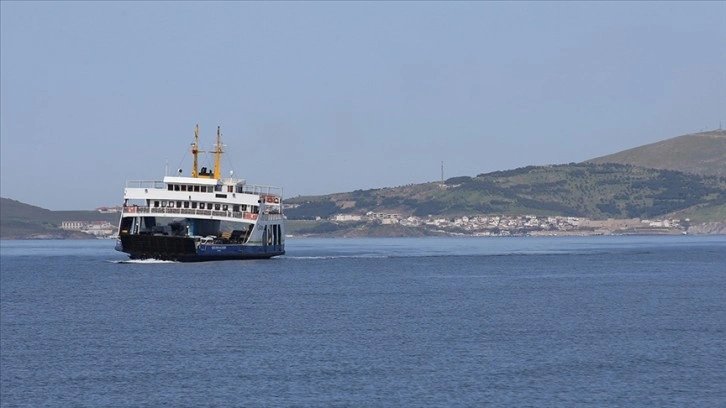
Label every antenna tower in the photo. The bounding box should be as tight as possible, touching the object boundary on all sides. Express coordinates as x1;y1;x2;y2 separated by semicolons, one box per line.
441;161;444;186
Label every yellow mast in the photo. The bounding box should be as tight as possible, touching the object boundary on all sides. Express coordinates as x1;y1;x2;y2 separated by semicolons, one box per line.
213;126;223;179
190;124;222;179
191;124;201;178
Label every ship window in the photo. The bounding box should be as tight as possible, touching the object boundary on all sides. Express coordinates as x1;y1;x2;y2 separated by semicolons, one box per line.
188;185;193;191
222;204;228;211
168;185;173;191
205;203;211;209
181;185;187;191
161;201;167;207
194;185;200;192
174;185;180;191
154;201;159;207
183;201;189;208
191;202;197;209
233;205;239;212
169;202;174;208
214;203;221;210
227;185;233;193
176;201;182;208
241;205;247;212
252;205;258;213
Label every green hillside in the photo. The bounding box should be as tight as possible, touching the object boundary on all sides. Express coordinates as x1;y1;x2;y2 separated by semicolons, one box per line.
0;198;118;239
4;130;726;238
587;130;726;177
286;163;726;221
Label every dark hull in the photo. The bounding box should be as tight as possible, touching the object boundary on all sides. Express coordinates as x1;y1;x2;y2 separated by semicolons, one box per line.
118;234;284;262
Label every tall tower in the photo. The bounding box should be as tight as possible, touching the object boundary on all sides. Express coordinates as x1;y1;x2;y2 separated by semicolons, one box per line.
441;161;444;186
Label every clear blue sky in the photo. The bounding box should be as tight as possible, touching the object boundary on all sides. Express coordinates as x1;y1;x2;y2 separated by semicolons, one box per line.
1;1;724;210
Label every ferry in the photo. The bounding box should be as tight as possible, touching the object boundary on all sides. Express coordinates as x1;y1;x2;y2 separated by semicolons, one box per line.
115;125;285;261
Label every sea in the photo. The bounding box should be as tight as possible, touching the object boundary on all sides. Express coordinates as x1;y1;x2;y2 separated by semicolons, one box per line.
1;235;725;407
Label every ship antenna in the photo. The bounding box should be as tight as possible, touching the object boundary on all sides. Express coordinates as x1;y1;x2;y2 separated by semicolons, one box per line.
213;125;224;179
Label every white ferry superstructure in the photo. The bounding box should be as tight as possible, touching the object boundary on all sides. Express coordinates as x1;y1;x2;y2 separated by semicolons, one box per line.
115;125;285;261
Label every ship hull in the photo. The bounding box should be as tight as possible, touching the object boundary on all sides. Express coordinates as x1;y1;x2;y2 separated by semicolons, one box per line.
117;235;284;262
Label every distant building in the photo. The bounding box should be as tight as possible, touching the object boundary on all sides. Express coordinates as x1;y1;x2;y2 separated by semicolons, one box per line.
333;214;362;222
61;221;85;230
61;221;116;237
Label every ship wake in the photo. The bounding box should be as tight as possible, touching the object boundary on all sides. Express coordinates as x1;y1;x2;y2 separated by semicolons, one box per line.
107;259;179;264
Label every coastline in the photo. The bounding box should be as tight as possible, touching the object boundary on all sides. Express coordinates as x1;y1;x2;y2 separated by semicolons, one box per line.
2;220;724;240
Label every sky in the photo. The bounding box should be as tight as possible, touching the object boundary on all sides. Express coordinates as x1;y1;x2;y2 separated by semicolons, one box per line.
1;1;724;210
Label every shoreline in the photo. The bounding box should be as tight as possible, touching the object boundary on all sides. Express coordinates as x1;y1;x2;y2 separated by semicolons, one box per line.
2;221;724;240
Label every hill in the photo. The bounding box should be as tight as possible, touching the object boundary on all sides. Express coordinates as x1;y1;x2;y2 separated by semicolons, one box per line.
587;130;726;177
0;198;119;239
286;130;726;226
285;163;726;222
3;130;726;238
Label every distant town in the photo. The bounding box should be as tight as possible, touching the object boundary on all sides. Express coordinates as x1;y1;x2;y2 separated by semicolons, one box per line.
60;206;690;239
59;206;122;238
324;212;688;236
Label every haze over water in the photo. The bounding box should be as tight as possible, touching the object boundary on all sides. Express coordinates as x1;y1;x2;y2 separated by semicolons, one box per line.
2;236;725;406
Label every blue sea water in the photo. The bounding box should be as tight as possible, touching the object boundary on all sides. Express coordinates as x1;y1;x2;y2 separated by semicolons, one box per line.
1;236;725;407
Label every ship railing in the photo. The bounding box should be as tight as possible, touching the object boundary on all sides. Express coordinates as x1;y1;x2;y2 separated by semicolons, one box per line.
125;180;166;189
123;180;283;200
239;184;283;198
123;205;257;221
